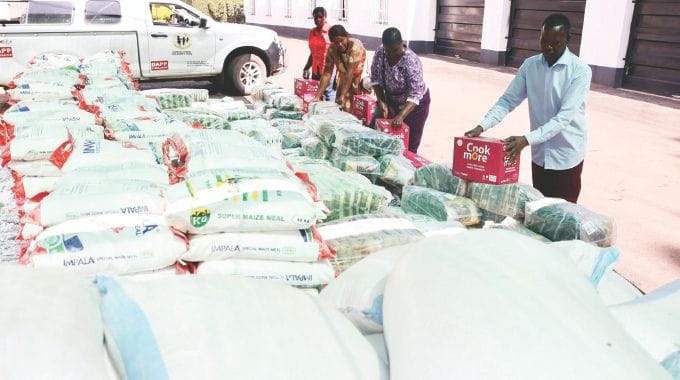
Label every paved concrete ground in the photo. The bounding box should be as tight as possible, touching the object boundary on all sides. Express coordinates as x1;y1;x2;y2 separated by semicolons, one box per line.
269;36;680;292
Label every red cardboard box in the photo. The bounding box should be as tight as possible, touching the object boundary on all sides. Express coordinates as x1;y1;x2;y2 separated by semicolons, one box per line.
403;150;432;168
351;94;377;126
301;93;315;113
294;78;319;97
452;136;519;185
376;118;410;150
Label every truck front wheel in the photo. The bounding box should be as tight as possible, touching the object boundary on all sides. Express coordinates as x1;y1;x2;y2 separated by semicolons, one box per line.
226;54;266;95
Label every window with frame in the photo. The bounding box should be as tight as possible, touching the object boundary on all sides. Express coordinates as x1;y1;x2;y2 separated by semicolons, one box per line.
375;0;387;25
284;0;291;18
265;0;271;16
18;0;74;24
307;0;315;18
85;0;120;24
150;2;200;27
332;0;346;21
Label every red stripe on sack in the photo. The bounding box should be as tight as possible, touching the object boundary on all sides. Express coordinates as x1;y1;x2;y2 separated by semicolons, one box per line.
162;134;188;184
48;132;74;169
311;226;336;259
18;240;37;265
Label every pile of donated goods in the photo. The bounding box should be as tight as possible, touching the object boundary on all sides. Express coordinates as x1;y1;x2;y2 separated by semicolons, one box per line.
0;51;677;379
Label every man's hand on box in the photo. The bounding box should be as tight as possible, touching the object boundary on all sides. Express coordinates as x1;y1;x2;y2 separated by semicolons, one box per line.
464;126;483;138
502;136;528;164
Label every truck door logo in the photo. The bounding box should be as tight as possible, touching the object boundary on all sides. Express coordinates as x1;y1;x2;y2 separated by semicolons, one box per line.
173;33;192;49
0;47;13;58
151;60;169;70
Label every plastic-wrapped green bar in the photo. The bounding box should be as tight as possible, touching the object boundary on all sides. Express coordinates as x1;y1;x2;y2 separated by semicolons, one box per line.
412;164;468;196
467;182;544;221
401;185;481;226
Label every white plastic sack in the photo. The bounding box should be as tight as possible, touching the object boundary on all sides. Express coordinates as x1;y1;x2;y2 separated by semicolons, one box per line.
319;245;410;334
8;159;63;177
164;175;323;234
196;259;336;287
609;280;680;362
183;228;332;262
96;275;387;379
23;214;186;275
0;267;111;380
550;240;620;286
382;231;669;380
3;124;73;162
597;270;643;306
61;139;159;173
365;334;389;367
31;179;166;228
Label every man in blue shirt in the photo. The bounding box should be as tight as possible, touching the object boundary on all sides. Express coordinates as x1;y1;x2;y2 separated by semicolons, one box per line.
465;13;592;203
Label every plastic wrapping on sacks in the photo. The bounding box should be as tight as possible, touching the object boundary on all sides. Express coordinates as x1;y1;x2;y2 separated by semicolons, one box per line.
0;267;111;380
271;92;303;111
183;228;333;263
2;108;97;129
401;185;481;226
318;214;424;273
7;82;77;102
483;217;551;242
22;214;187;275
3;99;81;114
282;147;304;157
412;220;468;237
195;259;336;287
223;109;258;121
382;231;672;380
142;88;208;102
230;119;283;151
550;240;620;286
271;119;312;149
95;275;387;379
9;67;82;88
303;112;362;143
168;111;230;130
609;280;680;364
104;114;193;142
330;149;381;174
332;124;404;156
164;172;324;234
412;163;468;196
271;109;305;120
467;181;544;220
61;139;160;173
301;136;331;159
140;89;193;109
378;154;416;186
251;83;285;101
289;157;392;221
307;100;343;115
524;198;616;247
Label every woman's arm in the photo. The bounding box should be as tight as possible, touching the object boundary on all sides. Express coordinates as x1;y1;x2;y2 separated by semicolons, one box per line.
303;54;313;78
336;61;359;105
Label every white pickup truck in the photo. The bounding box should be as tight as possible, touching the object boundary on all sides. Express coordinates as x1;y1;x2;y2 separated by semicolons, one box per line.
0;0;286;94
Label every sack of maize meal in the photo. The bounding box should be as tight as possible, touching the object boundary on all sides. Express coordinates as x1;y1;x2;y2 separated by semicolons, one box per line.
331;124;404;156
524;198;616;247
22;214;186;275
23;178;166;232
307;101;342;115
195;259;336;287
382;231;669;380
378;154;416;186
401;185;481;226
163;172;324;234
165;110;230;130
467;181;544;221
95;275;387;379
289;157;392;221
182;228;334;263
412;163;468;196
304;113;362;143
330;149;381;174
318;214;424;273
301;136;331;159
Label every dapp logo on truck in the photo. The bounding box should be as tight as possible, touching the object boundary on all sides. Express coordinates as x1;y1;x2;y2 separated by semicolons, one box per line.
151;60;169;71
0;47;13;58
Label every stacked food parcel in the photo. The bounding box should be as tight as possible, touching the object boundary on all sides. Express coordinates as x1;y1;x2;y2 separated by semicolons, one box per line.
0;52;678;380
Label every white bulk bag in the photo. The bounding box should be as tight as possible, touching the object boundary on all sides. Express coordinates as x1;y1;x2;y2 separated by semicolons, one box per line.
382;230;670;380
0;267;111;380
96;275;388;380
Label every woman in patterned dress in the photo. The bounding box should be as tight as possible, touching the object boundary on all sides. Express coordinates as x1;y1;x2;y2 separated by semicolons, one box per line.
370;27;431;153
311;25;367;112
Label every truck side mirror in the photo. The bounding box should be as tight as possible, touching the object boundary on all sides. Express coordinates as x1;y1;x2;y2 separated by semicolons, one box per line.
199;18;208;28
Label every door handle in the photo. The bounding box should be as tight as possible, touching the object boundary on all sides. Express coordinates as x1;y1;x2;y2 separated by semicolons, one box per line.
151;33;168;38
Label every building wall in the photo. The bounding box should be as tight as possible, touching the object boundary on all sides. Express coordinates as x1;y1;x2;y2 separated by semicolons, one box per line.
244;0;437;53
246;0;637;88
